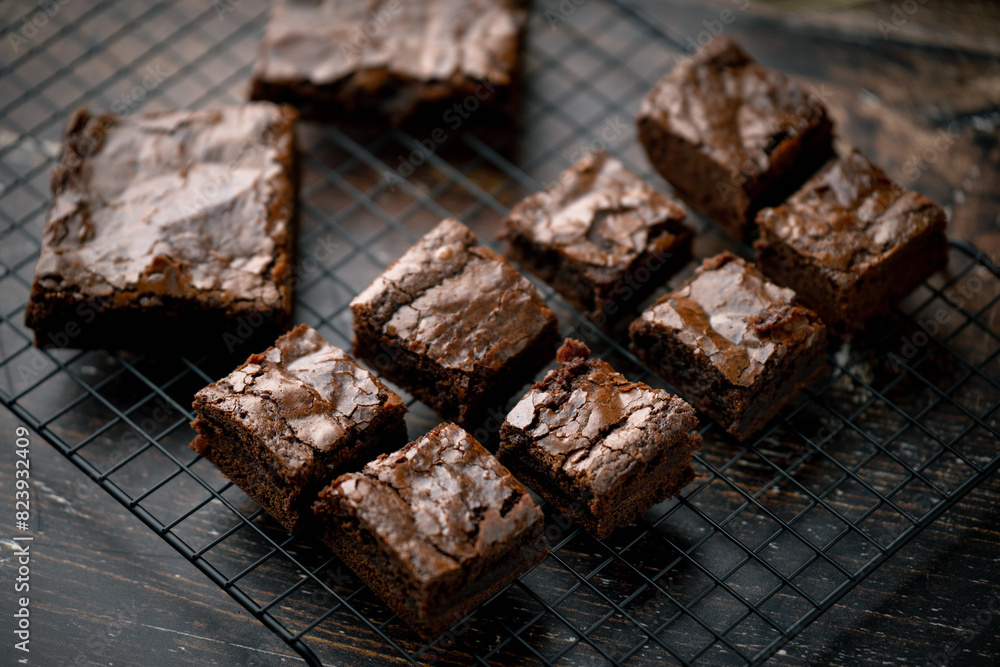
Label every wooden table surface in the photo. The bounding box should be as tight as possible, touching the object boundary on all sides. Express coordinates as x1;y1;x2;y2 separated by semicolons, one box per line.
1;1;999;665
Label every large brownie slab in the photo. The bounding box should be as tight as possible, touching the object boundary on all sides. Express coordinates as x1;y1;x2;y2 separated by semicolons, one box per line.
250;0;527;128
25;103;298;351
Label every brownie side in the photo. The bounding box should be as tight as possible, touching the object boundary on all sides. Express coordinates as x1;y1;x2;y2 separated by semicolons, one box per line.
629;254;828;441
24;104;298;351
499;340;702;538
636;36;833;239
313;423;548;637
503;152;693;325
351;219;559;425
250;0;527;129
191;325;408;533
755;150;949;334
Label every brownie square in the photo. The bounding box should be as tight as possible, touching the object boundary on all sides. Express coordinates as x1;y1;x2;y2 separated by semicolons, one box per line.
503;151;694;326
191;324;408;533
250;0;527;127
637;36;834;240
313;422;548;637
24;103;298;351
754;149;949;334
351;219;560;425
499;339;702;539
629;253;828;441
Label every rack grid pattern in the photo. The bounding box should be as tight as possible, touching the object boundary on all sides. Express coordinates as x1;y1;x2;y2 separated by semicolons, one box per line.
1;1;999;665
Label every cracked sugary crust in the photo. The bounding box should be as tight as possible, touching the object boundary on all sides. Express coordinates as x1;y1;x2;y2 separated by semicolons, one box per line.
754;149;949;333
351;219;559;424
629;254;828;441
190;324;407;532
313;423;548;637
250;0;527;127
499;339;702;538
24;103;298;350
636;36;834;239
503;151;693;324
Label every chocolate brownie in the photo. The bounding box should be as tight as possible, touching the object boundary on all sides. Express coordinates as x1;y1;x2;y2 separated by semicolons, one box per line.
250;0;527;127
754;149;949;334
24;104;298;351
351;219;560;425
637;36;834;240
503;151;693;326
629;253;828;441
313;423;548;637
499;339;702;539
191;324;407;533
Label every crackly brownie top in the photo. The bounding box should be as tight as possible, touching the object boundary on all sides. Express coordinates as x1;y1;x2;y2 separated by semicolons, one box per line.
351;219;557;374
634;253;825;387
505;151;688;271
506;339;699;495
33;104;296;310
756;149;947;273
638;36;827;182
194;324;403;483
254;0;526;87
317;423;542;583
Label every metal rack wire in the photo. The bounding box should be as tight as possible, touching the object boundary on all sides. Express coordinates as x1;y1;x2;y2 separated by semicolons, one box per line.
1;1;999;665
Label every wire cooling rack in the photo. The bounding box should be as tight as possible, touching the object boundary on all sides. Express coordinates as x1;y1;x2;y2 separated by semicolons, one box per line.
2;1;999;665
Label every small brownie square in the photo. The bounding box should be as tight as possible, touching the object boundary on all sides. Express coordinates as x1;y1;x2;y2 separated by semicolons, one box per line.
499;339;702;539
191;324;408;533
250;0;527;127
637;36;834;240
313;422;548;637
503;151;694;326
351;219;560;425
754;149;949;334
630;253;828;441
24;103;297;351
